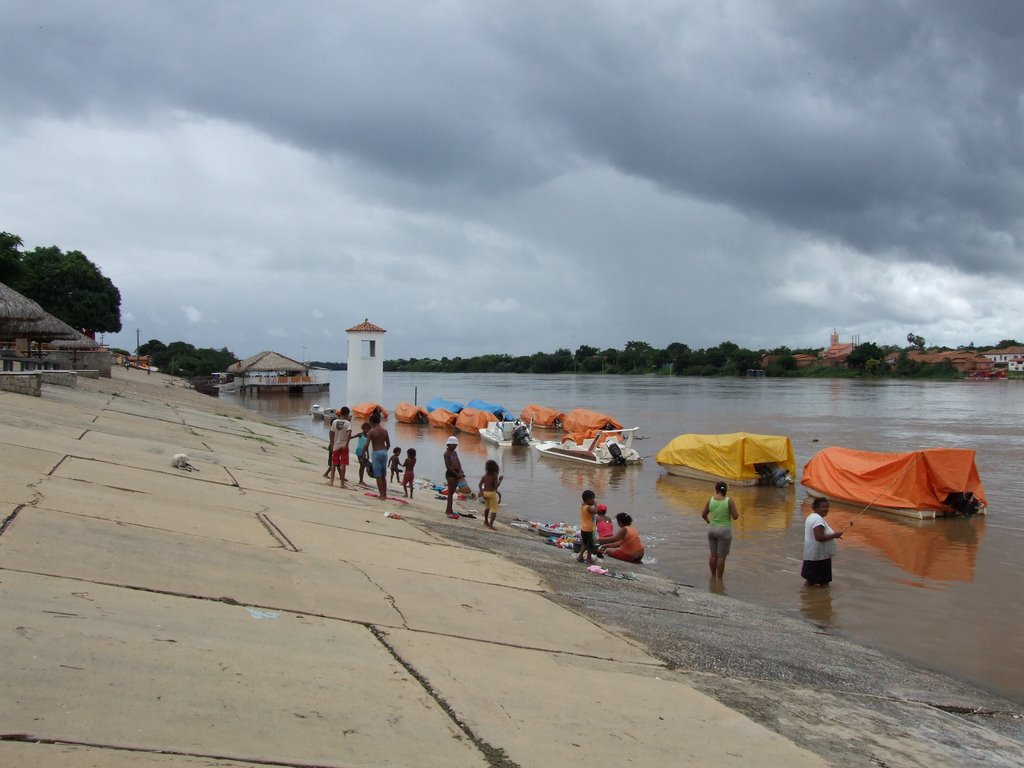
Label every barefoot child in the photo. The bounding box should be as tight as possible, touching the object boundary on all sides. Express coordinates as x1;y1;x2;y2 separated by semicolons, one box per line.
577;490;598;565
478;459;503;528
388;447;403;484
594;503;612;559
326;408;353;487
355;422;372;485
401;448;417;498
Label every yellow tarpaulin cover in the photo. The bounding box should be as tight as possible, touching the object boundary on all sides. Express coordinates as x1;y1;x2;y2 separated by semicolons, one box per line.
656;432;796;482
801;446;986;513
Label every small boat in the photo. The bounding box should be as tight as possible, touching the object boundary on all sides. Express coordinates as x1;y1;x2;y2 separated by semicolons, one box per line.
466;399;514;420
352;402;388;420
394;402;428;424
562;408;622;434
534;428;642;466
520;404;565;429
479;419;533;447
310;404;325;419
801;446;987;519
427;408;458;428
426;396;464;414
656;432;796;486
455;407;492;434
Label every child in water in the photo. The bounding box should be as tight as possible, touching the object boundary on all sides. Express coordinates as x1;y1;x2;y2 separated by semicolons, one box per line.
402;448;417;498
388;447;403;484
478;459;503;529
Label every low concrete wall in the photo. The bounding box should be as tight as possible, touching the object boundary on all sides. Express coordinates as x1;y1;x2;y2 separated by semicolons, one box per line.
40;371;77;388
0;372;41;397
45;349;113;378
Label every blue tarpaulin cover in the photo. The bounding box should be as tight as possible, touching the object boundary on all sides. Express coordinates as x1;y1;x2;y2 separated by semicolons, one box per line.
426;397;464;413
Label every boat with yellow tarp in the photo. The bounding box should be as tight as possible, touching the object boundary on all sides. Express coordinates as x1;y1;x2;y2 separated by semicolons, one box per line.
656;432;796;486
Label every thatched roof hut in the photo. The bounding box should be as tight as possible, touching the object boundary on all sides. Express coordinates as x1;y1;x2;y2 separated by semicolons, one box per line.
227;350;307;374
0;312;79;342
0;281;46;321
50;331;103;350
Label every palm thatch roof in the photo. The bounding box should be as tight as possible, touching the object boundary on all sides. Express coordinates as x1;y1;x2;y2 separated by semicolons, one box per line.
227;350;307;373
0;312;79;342
0;281;46;321
50;331;104;350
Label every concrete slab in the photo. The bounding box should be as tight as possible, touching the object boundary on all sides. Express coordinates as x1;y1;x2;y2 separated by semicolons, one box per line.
360;561;655;662
32;476;275;547
282;518;547;590
0;508;401;625
385;628;827;767
0;421;86;447
53;456;241;498
0;441;64;476
1;571;486;767
0;742;271;768
237;491;433;542
75;429;217;473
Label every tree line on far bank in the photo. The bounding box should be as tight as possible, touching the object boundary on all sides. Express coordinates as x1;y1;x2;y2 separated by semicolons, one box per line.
384;338;1022;378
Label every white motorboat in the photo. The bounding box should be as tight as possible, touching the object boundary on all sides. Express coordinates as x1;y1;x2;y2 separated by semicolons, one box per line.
479;419;534;447
534;428;642;466
310;404;325;419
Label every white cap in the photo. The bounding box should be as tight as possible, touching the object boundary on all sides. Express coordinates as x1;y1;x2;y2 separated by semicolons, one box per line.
446;436;459;446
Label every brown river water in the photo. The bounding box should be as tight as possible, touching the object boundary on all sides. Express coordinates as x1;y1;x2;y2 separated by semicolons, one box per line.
223;372;1024;705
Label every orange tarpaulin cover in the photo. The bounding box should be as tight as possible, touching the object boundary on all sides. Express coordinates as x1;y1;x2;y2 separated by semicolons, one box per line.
455;407;491;434
561;408;622;434
521;404;565;428
427;408;457;428
351;402;388;419
801;447;986;513
394;402;428;424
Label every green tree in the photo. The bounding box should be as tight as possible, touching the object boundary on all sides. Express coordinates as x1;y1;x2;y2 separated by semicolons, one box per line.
0;232;25;284
12;245;122;332
847;342;885;371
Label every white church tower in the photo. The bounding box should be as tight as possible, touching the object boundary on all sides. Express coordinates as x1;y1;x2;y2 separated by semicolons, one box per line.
346;319;386;406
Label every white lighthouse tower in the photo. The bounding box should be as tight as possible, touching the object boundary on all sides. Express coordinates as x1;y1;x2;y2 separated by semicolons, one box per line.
346;319;386;406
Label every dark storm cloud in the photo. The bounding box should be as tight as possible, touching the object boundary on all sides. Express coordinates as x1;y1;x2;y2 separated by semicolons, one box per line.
2;0;1022;348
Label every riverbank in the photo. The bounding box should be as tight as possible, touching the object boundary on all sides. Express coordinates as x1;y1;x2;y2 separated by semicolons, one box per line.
1;368;1020;767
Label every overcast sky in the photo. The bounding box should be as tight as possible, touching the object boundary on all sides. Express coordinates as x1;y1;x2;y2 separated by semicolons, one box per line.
2;1;1023;361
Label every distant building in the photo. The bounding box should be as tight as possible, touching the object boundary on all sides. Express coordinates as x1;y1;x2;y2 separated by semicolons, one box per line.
981;346;1024;368
885;350;994;374
226;350;328;395
817;329;855;368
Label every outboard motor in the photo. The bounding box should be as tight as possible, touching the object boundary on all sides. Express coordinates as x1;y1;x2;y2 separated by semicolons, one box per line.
944;491;981;516
511;423;530;446
607;441;627;465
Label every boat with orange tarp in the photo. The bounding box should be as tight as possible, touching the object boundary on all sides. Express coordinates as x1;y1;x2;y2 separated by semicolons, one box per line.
520;404;565;429
801;446;986;520
351;402;388;420
394;402;428;424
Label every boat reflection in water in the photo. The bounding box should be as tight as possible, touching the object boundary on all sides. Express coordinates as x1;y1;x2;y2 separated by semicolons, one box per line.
821;501;985;583
654;473;795;533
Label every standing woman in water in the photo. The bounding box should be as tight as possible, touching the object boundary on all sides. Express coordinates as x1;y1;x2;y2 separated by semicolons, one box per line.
802;496;843;586
701;481;738;579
